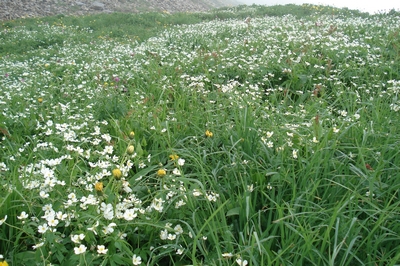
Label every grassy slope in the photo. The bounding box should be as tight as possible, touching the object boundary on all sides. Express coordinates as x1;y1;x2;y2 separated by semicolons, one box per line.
0;4;400;266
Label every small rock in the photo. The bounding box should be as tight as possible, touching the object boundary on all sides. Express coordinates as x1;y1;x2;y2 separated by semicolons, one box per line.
91;1;104;10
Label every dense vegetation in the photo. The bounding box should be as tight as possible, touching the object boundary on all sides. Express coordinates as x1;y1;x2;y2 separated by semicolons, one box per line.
0;4;399;266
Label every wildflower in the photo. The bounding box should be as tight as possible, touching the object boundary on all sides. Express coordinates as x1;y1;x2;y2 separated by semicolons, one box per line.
102;223;117;234
95;182;103;192
292;149;298;159
236;257;248;266
32;242;45;249
47;217;59;227
97;245;108;254
222;252;233;258
267;141;274;148
126;145;135;154
129;131;135;139
71;234;85;244
38;97;43;103
123;209;137;221
0;260;8;266
174;224;183;234
112;168;122;179
160;229;168;240
366;190;375;197
38;224;48;234
193;189;202;196
17;211;29;220
205;130;213;138
88;221;99;235
177;158;185;166
172;168;181;176
100;203;114;220
169;154;179;161
132;254;142;265
74;244;87;255
157;169;166;178
151;198;165;212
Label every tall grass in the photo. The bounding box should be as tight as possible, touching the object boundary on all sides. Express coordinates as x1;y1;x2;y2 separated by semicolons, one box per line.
0;4;400;266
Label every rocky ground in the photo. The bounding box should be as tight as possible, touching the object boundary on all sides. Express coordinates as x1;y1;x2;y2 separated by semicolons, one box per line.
0;0;241;21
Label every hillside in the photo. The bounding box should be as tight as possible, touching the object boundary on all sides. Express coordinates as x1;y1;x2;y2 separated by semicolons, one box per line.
0;0;242;21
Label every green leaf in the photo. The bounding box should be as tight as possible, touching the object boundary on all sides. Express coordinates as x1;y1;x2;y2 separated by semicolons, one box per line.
226;207;240;217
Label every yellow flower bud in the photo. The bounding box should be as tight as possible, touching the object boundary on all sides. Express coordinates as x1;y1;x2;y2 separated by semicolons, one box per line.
169;154;179;161
128;131;135;139
112;168;122;179
126;145;135;154
157;169;166;178
94;182;103;192
38;97;43;103
205;130;213;138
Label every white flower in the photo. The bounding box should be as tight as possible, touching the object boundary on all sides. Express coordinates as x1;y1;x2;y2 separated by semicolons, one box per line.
17;211;29;220
38;223;48;234
292;149;298;159
174;224;183;235
97;245;108;254
71;234;85;244
132;254;142;265
167;233;176;240
102;223;117;234
192;189;202;196
32;242;45;249
177;158;185;166
160;229;168;240
236;257;248;266
123;209;137;221
172;168;181;176
74;244;87;254
47;217;59;227
222;252;233;258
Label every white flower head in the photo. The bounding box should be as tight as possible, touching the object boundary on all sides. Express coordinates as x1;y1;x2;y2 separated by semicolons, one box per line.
132;254;142;265
97;245;108;254
236;257;248;266
74;244;87;255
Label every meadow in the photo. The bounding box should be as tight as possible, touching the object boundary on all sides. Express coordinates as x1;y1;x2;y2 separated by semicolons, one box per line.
0;4;399;266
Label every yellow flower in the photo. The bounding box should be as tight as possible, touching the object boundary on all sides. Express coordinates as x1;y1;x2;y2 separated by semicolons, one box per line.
128;131;135;139
205;130;213;138
94;182;103;192
0;261;9;266
38;97;43;103
126;145;135;155
112;168;122;179
157;169;166;178
169;154;179;161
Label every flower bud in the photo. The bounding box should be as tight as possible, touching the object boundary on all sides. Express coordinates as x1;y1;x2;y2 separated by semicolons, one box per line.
126;145;135;154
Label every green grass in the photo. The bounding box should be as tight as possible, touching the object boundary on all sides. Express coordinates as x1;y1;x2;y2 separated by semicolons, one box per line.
0;4;400;266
